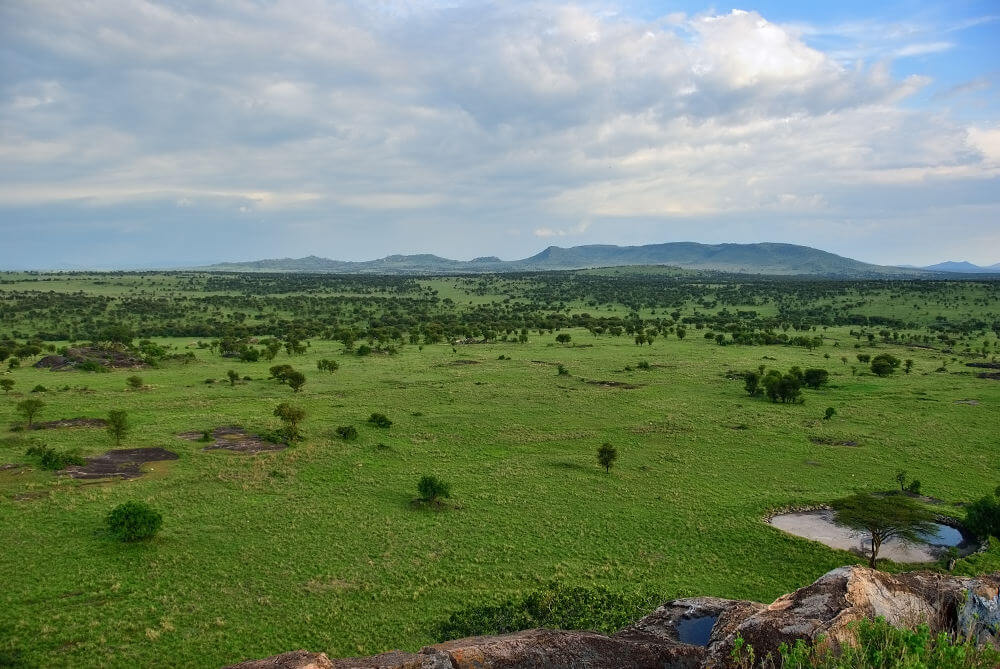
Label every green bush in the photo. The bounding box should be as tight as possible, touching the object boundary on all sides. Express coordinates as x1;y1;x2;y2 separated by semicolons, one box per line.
965;492;1000;540
417;475;451;503
105;501;163;542
25;445;86;470
434;583;662;641
76;360;108;373
368;412;392;428
335;425;358;441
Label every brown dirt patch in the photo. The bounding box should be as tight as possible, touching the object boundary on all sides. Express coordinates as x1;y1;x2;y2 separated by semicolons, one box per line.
0;463;24;471
181;426;286;454
584;379;641;389
61;447;178;480
30;417;108;430
810;437;859;447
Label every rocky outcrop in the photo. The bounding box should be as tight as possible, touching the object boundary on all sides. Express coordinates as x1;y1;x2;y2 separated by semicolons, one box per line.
226;567;1000;669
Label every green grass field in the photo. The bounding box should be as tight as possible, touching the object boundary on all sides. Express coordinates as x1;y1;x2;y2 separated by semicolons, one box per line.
2;322;998;667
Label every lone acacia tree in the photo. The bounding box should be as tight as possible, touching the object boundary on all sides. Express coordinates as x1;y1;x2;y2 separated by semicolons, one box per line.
273;402;306;441
831;493;936;569
16;398;45;427
597;442;618;473
106;410;130;447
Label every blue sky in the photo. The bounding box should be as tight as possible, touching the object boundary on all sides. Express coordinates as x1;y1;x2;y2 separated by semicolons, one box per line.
1;0;998;269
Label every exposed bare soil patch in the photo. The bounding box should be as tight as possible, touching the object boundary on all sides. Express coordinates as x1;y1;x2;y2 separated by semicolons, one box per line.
809;437;859;447
584;379;641;389
60;447;178;480
180;426;286;454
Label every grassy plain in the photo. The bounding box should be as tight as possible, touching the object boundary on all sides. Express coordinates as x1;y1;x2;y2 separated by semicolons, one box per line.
0;273;998;667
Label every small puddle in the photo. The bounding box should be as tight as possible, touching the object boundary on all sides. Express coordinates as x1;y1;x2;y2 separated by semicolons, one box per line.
919;524;964;547
676;615;717;646
769;509;972;563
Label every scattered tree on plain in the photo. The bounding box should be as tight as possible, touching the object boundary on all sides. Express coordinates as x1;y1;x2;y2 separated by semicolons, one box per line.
106;410;130;447
417;475;451;504
16;398;44;427
831;493;936;569
273;402;306;441
597;442;617;473
285;370;306;393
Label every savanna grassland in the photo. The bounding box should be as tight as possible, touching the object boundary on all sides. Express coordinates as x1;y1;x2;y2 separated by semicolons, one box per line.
1;269;999;667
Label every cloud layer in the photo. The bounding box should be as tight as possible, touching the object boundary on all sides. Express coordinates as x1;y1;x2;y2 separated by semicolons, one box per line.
1;1;998;267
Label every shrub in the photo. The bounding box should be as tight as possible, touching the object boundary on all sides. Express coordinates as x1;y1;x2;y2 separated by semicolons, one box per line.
0;378;14;394
417;475;451;503
31;385;47;393
965;493;1000;540
25;445;86;470
556;364;569;376
356;345;372;356
555;333;571;344
824;407;836;420
368;412;392;428
907;480;922;495
105;501;162;542
752;617;1000;668
434;583;662;642
636;360;651;370
317;359;339;372
335;425;358;441
126;375;144;390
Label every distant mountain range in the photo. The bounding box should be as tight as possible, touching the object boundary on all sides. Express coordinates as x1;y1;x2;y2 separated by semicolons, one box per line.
917;261;1000;273
196;242;999;277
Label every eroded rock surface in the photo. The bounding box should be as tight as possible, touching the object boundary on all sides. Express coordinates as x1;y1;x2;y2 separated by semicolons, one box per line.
226;567;1000;669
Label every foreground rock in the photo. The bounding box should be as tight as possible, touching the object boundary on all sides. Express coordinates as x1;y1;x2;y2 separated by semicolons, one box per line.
226;566;1000;669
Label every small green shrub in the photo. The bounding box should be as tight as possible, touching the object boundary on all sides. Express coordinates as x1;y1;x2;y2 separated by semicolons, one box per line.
105;501;163;542
636;360;651;370
356;345;372;356
335;425;358;441
556;364;569;376
368;412;392;428
25;445;86;470
31;385;47;393
824;407;836;420
434;583;662;642
417;475;451;503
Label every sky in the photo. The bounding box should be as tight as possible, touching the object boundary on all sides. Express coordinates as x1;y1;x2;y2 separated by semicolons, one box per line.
1;0;999;269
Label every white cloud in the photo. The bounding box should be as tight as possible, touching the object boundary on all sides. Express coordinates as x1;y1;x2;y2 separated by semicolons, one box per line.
894;41;954;57
0;1;997;266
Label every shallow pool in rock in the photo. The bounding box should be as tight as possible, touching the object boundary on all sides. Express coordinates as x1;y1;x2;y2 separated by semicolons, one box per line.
768;509;971;563
675;615;717;646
